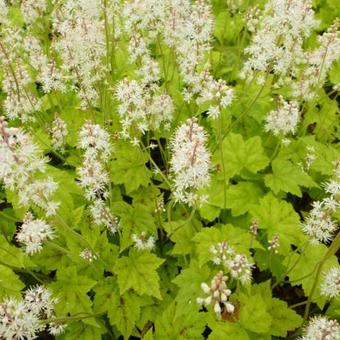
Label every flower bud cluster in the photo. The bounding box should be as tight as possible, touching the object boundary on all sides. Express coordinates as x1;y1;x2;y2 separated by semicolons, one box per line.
300;316;340;340
196;271;235;318
0;286;65;339
80;248;98;263
268;234;280;253
169;117;211;206
210;241;253;283
16;212;55;256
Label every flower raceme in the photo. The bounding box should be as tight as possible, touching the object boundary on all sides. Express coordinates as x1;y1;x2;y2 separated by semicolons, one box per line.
196;271;235;319
0;116;59;216
170;117;211;206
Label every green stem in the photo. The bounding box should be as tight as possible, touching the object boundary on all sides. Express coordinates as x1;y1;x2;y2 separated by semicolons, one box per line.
168;209;196;238
304;232;340;321
42;311;106;324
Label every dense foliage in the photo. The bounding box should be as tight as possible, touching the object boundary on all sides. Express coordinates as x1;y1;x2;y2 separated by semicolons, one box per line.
0;0;339;339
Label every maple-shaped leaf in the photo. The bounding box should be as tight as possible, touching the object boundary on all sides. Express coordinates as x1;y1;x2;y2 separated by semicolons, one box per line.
114;249;164;299
213;133;269;178
265;159;317;197
251;194;306;254
49;266;97;324
110;141;151;194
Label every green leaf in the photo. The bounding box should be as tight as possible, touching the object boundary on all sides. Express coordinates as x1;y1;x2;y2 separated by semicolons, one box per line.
0;265;25;299
94;276;149;338
114;249;164;299
213;133;269;178
238;292;272;334
163;219;202;255
249;281;302;337
0;235;27;268
108;290;145;339
0;208;17;239
226;181;264;216
208;320;249;340
112;202;157;251
49;266;97;322
154;301;207;339
269;298;303;337
58;321;105;340
193;225;253;267
173;260;211;311
284;243;338;309
265;159;316;196
251;194;306;254
110;142;151;194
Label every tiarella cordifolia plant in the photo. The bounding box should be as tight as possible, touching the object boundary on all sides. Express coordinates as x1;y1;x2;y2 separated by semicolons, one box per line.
0;0;339;339
0;286;65;339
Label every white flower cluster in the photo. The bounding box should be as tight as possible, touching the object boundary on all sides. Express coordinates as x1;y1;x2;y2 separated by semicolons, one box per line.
0;22;40;121
16;212;55;255
119;0;233;124
23;36;67;94
132;232;155;251
115;69;174;139
264;96;300;136
184;70;234;119
302;168;339;243
169;117;211;206
50;115;68;153
196;271;235;318
77;121;117;233
52;0;106;108
293;20;340;100
0;117;59;216
320;267;340;299
300;316;340;340
0;0;8;23
21;0;47;24
0;286;65;339
241;0;318;86
210;241;253;284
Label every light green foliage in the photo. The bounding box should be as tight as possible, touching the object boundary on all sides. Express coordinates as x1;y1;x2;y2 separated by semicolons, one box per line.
0;0;339;339
114;249;164;299
110;141;152;194
213;133;269;178
251;194;306;254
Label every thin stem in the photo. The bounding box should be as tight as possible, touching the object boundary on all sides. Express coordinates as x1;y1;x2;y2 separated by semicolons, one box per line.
42;311;106;324
304;232;340;321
